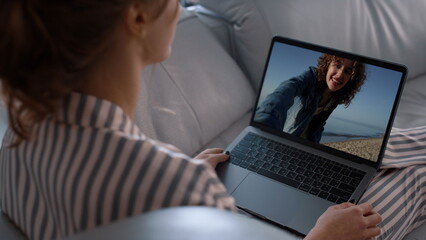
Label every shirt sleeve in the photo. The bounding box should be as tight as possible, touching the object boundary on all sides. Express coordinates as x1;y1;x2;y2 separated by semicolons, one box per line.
254;68;315;131
149;138;237;211
115;136;237;220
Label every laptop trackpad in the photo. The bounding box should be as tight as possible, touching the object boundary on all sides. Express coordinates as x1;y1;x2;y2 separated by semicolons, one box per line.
232;173;333;235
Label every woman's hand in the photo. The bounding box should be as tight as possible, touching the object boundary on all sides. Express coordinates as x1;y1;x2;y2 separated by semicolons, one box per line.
305;202;382;240
193;148;229;168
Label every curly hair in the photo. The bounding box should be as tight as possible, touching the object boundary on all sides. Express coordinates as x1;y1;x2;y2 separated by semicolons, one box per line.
0;0;169;146
315;54;366;107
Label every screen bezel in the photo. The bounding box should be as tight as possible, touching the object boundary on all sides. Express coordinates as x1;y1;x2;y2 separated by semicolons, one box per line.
250;36;407;169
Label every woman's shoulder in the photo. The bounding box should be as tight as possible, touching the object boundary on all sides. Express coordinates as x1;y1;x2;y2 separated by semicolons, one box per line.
289;66;317;84
306;66;318;82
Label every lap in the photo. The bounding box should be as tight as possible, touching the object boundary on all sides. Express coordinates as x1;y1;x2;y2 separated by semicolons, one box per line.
360;126;426;239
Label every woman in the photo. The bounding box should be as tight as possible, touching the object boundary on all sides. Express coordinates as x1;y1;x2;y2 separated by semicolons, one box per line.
255;54;366;143
0;0;381;239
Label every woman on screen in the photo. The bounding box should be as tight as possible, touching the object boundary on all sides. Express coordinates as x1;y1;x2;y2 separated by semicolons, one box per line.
255;54;366;143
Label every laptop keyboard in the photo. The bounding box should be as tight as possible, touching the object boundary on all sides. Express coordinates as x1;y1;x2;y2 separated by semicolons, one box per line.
229;132;366;204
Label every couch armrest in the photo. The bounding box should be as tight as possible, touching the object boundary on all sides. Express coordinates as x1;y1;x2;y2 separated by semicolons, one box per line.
65;207;299;240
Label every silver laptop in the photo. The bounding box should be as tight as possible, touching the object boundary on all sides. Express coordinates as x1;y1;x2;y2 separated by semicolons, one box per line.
217;36;407;235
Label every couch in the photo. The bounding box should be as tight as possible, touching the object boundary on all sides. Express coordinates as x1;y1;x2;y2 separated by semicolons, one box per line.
1;0;426;239
135;0;426;239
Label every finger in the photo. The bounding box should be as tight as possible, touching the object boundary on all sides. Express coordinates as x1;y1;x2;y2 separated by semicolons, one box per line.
364;209;378;217
193;152;207;160
202;148;224;154
365;212;382;226
363;226;382;239
357;202;374;215
333;202;354;209
194;148;224;159
207;153;230;165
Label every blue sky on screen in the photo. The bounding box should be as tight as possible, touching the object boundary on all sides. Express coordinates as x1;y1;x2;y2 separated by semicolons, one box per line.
257;42;403;134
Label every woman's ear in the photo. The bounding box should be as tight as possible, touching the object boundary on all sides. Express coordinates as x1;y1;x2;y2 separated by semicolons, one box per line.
123;3;148;38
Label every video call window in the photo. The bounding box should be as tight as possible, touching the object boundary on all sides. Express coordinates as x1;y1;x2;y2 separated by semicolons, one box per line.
254;42;403;162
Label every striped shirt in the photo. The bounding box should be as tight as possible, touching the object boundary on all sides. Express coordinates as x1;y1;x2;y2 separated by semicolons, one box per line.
0;93;236;240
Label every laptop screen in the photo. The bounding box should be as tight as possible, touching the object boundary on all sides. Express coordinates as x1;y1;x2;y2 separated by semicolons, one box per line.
253;37;406;163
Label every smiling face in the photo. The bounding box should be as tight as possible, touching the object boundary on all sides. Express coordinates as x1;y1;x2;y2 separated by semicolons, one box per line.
325;58;354;93
315;54;366;106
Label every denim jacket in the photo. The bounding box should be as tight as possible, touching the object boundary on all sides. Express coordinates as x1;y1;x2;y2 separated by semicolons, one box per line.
254;67;337;143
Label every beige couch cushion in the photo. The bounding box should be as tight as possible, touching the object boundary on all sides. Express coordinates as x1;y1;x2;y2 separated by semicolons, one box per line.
135;9;255;156
200;0;426;83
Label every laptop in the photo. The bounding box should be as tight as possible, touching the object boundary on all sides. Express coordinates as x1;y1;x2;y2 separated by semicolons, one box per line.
217;36;407;235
